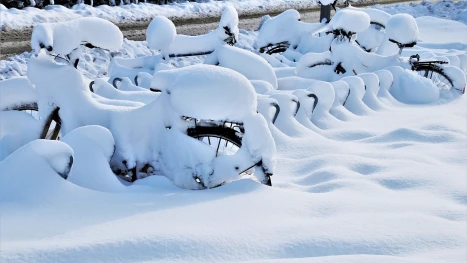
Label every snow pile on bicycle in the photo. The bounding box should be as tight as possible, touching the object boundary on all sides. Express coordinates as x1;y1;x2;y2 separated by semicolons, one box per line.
1;3;466;263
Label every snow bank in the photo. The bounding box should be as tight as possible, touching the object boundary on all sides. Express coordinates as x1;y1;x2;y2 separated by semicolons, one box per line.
152;64;257;121
386;14;418;45
31;17;123;56
146;16;176;51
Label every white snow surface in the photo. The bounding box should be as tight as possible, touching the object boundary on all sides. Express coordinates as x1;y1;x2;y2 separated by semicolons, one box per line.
328;9;370;33
386;14;418;45
1;2;467;263
151;64;257;121
1;90;466;263
31;17;123;56
146;16;177;51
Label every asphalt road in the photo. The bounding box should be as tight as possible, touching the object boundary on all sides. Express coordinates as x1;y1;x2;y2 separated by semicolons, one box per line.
0;0;419;59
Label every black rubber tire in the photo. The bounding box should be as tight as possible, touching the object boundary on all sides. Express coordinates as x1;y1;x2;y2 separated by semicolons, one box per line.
186;125;243;149
413;64;455;90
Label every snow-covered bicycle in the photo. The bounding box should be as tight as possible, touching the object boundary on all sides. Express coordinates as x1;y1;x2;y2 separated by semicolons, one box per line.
295;10;466;93
2;16;276;190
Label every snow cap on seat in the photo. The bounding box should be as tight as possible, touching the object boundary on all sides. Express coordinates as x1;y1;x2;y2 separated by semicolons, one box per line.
329;9;370;33
386;14;418;45
31;17;123;56
146;16;177;51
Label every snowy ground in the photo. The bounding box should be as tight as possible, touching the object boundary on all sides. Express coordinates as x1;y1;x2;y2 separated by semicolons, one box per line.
1;83;466;263
1;1;466;263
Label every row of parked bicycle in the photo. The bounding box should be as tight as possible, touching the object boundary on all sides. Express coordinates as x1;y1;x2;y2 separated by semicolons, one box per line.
0;6;465;189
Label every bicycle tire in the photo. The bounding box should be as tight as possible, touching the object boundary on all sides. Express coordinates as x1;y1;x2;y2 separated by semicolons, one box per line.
413;64;455;91
186;124;243;156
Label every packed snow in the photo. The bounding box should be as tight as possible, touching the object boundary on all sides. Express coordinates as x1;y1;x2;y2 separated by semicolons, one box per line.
0;2;466;263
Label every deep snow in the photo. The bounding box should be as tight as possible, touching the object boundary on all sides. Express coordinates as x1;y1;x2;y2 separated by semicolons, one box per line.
0;1;466;263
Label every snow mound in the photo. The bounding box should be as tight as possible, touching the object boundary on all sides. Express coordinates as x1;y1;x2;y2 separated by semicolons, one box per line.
386;14;418;45
165;6;239;56
256;9;300;48
0;139;74;202
348;7;391;27
219;6;240;42
0;77;37;110
92;78;159;104
0;111;42;161
146;16;177;51
329;9;370;33
207;44;278;89
151;64;257;121
31;17;123;56
62;126;125;192
386;66;439;104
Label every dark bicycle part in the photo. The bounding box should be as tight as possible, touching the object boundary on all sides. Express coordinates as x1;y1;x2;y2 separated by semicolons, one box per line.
343;89;351;107
168;50;213;58
370;21;386;29
328;29;355;42
388;39;416;54
40;107;61;140
259;41;290;55
89;81;95;92
309;59;333;68
412;63;456;91
334;62;346;74
270;102;280;124
308;93;319;113
223;26;237;46
112;77;122;89
292;98;301;117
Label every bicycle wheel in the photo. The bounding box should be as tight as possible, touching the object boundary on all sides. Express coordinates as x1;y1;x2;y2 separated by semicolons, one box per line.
186;123;243;157
186;122;272;188
413;64;455;91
